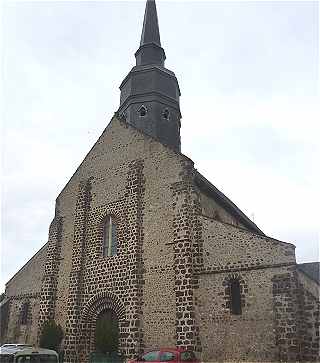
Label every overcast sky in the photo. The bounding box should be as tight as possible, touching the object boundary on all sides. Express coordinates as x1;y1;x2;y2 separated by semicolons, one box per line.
1;0;319;292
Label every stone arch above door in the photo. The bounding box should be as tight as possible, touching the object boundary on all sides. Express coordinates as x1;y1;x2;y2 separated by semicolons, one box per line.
82;291;126;324
79;291;127;362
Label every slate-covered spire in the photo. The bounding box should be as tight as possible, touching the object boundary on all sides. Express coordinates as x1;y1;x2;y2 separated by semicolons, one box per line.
135;0;166;66
118;0;181;151
140;0;161;46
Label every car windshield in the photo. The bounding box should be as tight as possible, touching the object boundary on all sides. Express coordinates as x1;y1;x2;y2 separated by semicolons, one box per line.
141;351;160;362
160;351;176;361
16;355;58;363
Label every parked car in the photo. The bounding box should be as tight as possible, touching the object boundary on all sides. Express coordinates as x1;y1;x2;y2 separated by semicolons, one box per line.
128;348;199;363
0;347;58;362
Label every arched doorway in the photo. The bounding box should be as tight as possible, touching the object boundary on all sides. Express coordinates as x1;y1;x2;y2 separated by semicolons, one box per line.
95;309;119;355
79;292;127;363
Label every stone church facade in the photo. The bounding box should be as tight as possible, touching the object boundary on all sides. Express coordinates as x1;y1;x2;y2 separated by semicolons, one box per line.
1;1;319;362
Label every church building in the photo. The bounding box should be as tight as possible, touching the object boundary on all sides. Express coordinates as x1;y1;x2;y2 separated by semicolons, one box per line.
1;1;319;362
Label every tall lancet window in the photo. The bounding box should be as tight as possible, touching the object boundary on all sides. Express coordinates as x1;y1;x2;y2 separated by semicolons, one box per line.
229;278;242;315
103;216;117;257
20;302;30;325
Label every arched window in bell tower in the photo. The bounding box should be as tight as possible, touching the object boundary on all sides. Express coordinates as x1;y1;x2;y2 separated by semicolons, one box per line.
138;105;147;117
162;108;170;120
103;216;117;257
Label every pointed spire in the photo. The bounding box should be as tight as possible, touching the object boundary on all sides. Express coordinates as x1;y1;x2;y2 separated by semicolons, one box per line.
140;0;161;47
135;0;166;67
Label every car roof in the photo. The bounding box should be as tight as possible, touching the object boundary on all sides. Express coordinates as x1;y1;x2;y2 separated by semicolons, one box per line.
1;344;32;348
0;347;58;356
15;348;58;356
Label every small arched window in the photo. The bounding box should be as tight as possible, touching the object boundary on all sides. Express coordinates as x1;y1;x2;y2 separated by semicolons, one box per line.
21;302;29;325
103;216;117;257
138;105;147;117
162;108;170;120
229;278;242;315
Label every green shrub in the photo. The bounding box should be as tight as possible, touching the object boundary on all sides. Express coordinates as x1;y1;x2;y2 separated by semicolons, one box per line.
39;320;63;351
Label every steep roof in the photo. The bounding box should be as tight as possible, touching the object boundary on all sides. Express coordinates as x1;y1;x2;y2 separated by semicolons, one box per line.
298;262;320;284
194;171;265;235
5;242;48;288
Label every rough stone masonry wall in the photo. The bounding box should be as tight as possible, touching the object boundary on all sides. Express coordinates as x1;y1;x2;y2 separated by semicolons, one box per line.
171;163;199;352
271;268;319;362
63;178;92;363
54;125;146;362
4;243;48;345
200;216;295;273
38;213;63;337
49;117;189;361
141;142;186;351
197;267;298;362
297;270;320;361
53;176;79;332
63;159;146;362
52;117;135;336
196;215;296;362
4;295;40;345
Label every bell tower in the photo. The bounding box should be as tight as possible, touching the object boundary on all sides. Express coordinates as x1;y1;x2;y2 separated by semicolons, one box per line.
118;0;182;151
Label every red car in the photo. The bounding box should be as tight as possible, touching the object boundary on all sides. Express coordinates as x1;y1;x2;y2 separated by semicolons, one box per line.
128;348;200;363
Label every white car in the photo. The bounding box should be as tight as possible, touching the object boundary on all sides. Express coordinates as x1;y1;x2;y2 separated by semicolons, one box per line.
0;346;58;362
